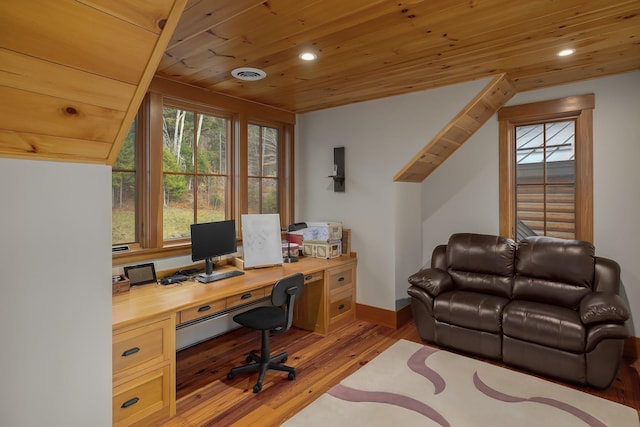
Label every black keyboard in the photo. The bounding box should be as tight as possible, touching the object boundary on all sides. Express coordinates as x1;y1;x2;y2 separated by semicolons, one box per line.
196;269;245;283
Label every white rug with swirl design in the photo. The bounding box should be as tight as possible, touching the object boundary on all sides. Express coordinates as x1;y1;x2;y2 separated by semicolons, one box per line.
283;339;638;427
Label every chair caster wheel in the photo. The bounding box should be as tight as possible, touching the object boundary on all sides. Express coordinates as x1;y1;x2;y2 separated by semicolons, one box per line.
288;372;296;380
246;355;253;363
253;384;262;393
281;357;288;363
227;372;235;380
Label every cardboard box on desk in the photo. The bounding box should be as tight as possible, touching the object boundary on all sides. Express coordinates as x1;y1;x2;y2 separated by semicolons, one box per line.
303;241;342;259
300;222;342;242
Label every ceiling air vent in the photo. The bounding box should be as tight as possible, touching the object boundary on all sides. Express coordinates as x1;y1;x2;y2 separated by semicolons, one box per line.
231;67;266;81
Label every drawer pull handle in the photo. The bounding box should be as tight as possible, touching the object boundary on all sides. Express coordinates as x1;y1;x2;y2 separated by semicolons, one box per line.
198;305;211;312
121;397;139;409
121;347;140;357
241;293;252;300
304;274;313;281
338;304;345;310
338;277;345;282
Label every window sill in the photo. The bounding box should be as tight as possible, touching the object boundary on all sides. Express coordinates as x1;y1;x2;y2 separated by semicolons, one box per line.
112;244;191;266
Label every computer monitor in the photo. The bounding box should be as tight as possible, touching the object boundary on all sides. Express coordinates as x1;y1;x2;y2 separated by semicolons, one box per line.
190;219;237;280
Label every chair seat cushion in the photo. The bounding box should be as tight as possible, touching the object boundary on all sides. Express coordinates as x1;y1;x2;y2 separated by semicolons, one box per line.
434;291;508;333
503;301;585;352
234;306;286;330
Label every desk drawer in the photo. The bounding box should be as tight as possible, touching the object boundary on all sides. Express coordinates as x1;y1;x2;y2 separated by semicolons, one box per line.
328;266;353;293
113;318;171;376
113;364;171;426
303;271;324;284
227;287;266;309
329;287;354;321
179;299;226;324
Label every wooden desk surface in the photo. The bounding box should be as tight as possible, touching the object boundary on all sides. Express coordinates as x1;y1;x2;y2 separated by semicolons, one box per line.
112;255;356;329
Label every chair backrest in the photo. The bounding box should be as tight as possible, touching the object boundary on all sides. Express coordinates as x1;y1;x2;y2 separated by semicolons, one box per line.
271;272;304;332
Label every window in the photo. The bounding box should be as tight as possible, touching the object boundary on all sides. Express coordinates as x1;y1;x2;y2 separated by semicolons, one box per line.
515;120;576;239
162;105;231;241
112;117;137;245
498;94;594;242
111;82;296;262
248;123;279;214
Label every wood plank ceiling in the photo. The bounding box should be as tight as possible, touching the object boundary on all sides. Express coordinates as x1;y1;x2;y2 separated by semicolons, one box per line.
159;0;640;113
0;0;187;164
0;0;638;166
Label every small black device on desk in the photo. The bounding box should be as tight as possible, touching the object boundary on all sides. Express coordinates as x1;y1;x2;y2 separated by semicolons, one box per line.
159;274;188;285
175;268;201;276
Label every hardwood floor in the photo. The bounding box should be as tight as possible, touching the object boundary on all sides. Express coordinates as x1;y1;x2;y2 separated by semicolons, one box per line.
151;319;640;426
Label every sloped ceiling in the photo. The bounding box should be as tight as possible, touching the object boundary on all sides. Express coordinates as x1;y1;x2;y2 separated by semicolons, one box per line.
0;0;638;165
0;0;187;164
394;73;517;182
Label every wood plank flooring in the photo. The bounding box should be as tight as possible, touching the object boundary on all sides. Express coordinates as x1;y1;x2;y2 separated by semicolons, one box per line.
150;319;639;426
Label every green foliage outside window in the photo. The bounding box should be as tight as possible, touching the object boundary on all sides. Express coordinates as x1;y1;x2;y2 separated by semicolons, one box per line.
111;99;288;249
112;118;137;245
248;123;279;214
162;106;229;240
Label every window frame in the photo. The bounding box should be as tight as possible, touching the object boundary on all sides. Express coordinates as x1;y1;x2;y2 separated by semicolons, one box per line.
160;99;235;244
112;80;296;264
498;94;594;242
247;120;283;215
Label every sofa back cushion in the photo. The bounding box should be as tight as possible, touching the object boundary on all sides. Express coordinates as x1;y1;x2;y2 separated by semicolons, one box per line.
447;233;516;298
514;236;595;308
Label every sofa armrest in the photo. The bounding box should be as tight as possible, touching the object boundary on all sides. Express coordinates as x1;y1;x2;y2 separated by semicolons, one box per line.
585;323;629;352
407;285;436;316
408;268;453;297
580;292;629;324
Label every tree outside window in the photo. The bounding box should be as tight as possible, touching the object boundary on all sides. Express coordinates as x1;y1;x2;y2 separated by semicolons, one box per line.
162;106;230;241
112;117;137;245
110;90;295;262
248;123;279;214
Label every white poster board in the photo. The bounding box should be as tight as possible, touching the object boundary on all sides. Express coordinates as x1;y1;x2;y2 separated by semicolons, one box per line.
241;214;283;268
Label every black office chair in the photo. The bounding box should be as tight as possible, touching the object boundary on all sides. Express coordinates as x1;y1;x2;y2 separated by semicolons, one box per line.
227;272;304;393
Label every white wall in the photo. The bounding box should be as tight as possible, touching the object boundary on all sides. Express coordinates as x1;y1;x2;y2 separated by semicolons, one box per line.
296;71;640;335
296;79;490;310
0;159;112;426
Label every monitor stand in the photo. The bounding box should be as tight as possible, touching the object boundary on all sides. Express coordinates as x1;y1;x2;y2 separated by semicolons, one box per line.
196;257;217;283
196;273;217;283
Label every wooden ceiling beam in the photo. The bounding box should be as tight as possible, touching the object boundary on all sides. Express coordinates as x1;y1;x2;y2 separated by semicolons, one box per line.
394;73;517;183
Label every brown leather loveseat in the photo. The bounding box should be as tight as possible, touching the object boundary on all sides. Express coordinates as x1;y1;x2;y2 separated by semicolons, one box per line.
407;233;630;389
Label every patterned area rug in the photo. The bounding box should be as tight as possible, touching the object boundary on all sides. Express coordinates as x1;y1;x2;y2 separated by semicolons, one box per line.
283;339;639;427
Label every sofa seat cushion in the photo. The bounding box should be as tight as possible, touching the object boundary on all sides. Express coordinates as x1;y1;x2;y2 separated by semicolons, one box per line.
434;291;508;333
503;301;585;353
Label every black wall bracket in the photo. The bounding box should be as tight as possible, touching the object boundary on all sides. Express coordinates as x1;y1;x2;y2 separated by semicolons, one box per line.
328;146;345;192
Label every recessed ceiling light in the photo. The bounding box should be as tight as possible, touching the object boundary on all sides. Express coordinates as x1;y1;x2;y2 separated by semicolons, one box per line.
231;67;266;81
299;52;317;61
557;48;575;57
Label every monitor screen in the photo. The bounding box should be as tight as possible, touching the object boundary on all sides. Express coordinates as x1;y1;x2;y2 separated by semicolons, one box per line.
190;220;237;275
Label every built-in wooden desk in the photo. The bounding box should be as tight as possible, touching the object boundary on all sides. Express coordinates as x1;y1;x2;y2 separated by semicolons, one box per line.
112;255;356;426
